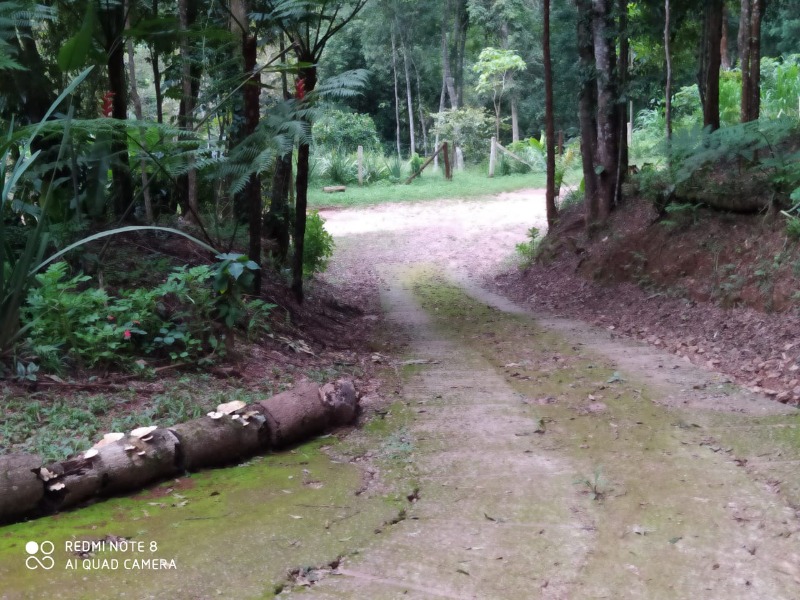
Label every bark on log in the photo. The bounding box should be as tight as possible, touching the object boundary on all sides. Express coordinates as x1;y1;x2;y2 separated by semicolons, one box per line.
322;186;346;193
39;456;102;510
170;413;268;471
259;382;330;448
95;428;181;495
319;379;358;426
0;454;43;523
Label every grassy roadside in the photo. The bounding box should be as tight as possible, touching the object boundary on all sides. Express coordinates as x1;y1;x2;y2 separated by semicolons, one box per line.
308;169;547;209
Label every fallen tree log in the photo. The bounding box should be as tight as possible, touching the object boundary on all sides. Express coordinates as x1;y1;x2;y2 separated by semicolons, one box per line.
0;379;359;525
170;412;268;471
0;454;43;524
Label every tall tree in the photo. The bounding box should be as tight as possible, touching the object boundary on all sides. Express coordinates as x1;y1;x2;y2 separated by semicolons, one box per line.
699;0;723;130
664;0;673;139
272;0;369;303
576;0;599;232
543;0;557;228
591;0;618;223
740;0;766;122
98;1;134;218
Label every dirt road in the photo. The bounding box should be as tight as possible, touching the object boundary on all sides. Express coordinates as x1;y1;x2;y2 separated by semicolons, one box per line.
287;192;800;599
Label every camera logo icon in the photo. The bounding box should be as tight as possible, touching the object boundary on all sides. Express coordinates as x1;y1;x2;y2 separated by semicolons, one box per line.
25;541;55;570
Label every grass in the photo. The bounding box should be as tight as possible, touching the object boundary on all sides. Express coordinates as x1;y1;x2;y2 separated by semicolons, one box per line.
308;167;547;209
0;377;224;462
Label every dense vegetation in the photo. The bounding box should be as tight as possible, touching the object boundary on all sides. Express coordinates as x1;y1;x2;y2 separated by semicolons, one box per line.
2;0;800;380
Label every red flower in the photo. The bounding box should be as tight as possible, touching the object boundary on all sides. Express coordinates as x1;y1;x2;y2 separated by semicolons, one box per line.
295;78;305;100
123;330;131;340
101;91;115;117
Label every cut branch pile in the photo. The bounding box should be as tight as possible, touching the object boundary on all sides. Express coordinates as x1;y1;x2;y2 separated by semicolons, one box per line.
0;379;359;525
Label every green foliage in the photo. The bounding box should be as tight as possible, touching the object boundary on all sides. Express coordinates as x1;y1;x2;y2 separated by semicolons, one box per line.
430;107;494;164
473;47;526;95
574;467;608;501
318;149;358;184
1;69;93;356
312;108;381;153
302;210;335;277
515;227;541;266
21;257;272;372
212;253;262;330
409;152;424;178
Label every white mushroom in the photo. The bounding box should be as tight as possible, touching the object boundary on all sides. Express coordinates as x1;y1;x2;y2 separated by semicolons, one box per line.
207;411;224;420
48;482;66;491
130;426;158;439
124;445;137;452
216;400;246;415
83;448;99;460
38;467;57;482
93;432;125;449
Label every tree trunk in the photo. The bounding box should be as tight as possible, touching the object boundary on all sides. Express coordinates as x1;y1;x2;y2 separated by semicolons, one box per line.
746;0;764;121
103;3;134;220
615;0;629;206
400;30;416;157
702;0;724;130
434;77;446;168
242;34;262;292
265;34;293;264
665;0;673;139
453;0;469;109
721;4;731;70
591;0;618;223
391;29;402;159
413;59;429;154
151;0;163;124
577;1;599;233
543;0;557;229
292;61;318;304
441;8;458;109
511;98;520;143
125;6;153;223
740;0;753;121
178;0;198;221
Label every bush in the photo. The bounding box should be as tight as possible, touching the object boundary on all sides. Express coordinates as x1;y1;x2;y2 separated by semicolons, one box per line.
312;108;381;153
409;152;424;178
515;227;542;266
318;150;357;184
22;259;272;372
302;211;335;276
430;107;494;164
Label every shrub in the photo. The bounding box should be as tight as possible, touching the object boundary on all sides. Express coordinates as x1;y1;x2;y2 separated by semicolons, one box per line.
409;152;424;178
515;227;542;266
302;211;335;276
21;259;272;372
312;108;381;153
430;107;494;164
318;150;357;184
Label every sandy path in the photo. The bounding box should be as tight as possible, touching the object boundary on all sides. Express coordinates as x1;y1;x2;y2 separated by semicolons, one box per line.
286;192;800;599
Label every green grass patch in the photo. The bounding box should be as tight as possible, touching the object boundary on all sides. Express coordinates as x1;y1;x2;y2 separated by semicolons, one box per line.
308;168;546;208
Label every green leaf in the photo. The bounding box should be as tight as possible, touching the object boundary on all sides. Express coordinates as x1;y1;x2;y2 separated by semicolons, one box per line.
227;262;244;281
57;5;96;72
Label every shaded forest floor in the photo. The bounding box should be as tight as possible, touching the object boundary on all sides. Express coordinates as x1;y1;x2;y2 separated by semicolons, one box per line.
495;198;800;407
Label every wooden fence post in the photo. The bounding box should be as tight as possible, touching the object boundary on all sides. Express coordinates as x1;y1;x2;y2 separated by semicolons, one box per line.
488;136;497;178
357;145;364;186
